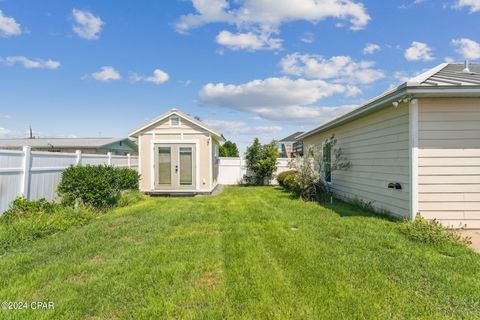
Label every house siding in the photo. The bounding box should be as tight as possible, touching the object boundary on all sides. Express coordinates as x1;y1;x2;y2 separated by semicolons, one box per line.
303;104;410;218
138;117;216;192
418;98;480;228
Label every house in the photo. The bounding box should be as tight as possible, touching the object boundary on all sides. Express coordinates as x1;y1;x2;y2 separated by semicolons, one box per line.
129;108;225;194
0;137;137;155
297;62;480;228
278;132;304;158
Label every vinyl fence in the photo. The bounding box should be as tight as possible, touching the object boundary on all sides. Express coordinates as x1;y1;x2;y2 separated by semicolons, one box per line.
0;147;138;214
217;157;291;185
0;150;290;215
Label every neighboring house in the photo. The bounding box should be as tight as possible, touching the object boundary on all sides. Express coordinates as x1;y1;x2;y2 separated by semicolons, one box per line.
129;108;225;194
298;62;480;228
0;137;137;155
278;132;304;158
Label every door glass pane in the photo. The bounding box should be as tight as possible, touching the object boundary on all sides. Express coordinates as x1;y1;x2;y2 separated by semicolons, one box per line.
179;147;193;185
158;147;171;185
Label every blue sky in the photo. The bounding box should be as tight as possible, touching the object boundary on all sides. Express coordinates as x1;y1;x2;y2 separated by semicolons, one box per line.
0;0;479;151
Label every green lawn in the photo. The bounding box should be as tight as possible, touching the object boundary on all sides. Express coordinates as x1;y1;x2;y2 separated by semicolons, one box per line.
0;186;479;319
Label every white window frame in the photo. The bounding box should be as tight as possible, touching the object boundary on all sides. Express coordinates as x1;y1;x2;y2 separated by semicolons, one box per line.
169;116;181;127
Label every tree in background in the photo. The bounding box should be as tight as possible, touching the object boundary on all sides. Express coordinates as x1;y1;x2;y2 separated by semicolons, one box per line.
244;138;280;185
219;140;239;157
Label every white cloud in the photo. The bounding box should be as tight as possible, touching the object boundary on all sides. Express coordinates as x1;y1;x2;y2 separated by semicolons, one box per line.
363;43;381;54
0;114;11;119
91;66;121;82
176;0;370;33
451;38;480;59
216;30;282;51
280;53;384;85
204;119;282;135
199;77;357;123
0;10;21;37
300;32;315;44
0;128;11;137
131;68;170;85
72;9;104;40
3;56;60;69
175;0;370;51
404;41;434;61
454;0;480;12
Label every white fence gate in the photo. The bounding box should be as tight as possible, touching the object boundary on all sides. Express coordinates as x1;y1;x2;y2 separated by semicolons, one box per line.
0;147;138;214
217;157;291;185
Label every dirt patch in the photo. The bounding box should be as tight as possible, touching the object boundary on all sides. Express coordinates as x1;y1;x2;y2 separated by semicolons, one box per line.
87;255;102;264
195;271;222;288
455;229;480;253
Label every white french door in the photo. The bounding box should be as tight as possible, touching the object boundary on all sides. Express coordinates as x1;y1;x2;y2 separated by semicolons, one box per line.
154;143;196;190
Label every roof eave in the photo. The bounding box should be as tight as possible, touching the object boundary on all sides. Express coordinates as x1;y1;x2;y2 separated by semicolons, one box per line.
297;85;480;140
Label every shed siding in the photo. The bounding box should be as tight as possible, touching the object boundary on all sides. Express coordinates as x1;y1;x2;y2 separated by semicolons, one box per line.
418;98;480;228
303;104;410;218
138;116;215;192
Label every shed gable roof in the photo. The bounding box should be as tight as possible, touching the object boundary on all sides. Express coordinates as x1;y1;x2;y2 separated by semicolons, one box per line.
129;108;225;141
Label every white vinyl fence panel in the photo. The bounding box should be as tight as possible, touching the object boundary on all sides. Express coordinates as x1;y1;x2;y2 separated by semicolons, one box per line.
0;147;138;214
217;157;291;185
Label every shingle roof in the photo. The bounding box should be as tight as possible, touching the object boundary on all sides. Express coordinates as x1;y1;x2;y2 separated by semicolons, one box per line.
298;63;480;140
410;63;480;86
279;132;304;142
0;137;134;149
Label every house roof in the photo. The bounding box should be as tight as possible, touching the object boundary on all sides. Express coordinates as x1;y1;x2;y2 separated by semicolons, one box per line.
279;132;304;142
298;63;480;140
0;137;137;149
129;108;225;141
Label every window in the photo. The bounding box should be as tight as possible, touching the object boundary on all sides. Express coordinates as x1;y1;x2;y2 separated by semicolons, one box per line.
323;142;332;183
170;116;180;127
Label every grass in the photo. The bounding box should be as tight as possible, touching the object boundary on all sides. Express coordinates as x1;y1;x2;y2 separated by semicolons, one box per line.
0;186;479;319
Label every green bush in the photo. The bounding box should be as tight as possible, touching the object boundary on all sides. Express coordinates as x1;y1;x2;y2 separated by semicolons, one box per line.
283;172;300;193
116;167;140;190
244;138;280;185
57;165;140;210
402;215;470;246
0;197;94;254
277;170;297;187
117;190;145;208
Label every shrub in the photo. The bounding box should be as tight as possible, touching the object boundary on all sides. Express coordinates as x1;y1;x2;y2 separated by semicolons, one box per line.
117;190;145;208
288;136;350;202
244;138;280;185
402;215;471;246
0;197;94;254
58;165;140;210
277;170;297;187
283;172;299;193
116;167;140;190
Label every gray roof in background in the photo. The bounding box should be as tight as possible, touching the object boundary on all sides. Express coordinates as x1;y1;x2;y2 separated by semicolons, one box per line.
0;137;135;149
415;63;480;86
279;132;304;142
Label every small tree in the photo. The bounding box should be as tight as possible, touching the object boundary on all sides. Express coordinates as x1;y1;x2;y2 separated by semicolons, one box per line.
244;138;280;185
290;135;350;201
219;140;239;157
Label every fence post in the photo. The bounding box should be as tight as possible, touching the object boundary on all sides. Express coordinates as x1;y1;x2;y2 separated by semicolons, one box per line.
20;146;32;199
107;152;112;166
239;156;243;182
75;150;82;165
127;153;131;168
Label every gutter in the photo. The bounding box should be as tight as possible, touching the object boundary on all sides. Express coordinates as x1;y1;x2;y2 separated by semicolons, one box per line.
298;85;480;140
